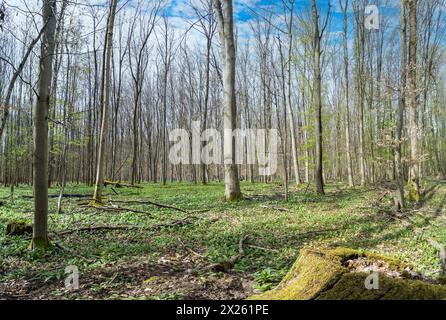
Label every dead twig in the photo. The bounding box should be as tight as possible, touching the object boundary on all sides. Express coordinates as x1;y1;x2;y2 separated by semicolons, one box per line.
261;205;290;212
247;244;280;253
79;204;152;216
53;225;143;236
110;199;189;213
204;235;248;272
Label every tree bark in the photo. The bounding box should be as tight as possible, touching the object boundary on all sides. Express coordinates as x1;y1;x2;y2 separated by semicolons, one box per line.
395;0;407;210
311;0;325;195
91;0;117;205
408;0;421;202
340;0;354;187
214;0;241;201
32;0;57;251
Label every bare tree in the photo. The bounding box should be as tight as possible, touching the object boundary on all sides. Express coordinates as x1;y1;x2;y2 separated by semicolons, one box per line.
311;0;330;195
408;0;421;202
0;23;47;141
214;0;241;201
395;0;407;210
91;0;118;205
339;0;354;187
32;0;57;251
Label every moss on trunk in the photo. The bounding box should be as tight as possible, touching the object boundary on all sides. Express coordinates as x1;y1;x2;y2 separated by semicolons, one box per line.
30;236;52;253
248;248;446;300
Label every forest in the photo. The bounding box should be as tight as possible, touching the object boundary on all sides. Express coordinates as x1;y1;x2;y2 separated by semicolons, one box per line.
1;0;446;302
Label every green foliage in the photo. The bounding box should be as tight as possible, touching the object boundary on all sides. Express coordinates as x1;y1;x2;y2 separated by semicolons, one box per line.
0;180;445;299
254;268;287;292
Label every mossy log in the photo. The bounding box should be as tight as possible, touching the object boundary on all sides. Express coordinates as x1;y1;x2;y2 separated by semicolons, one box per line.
249;247;446;300
6;220;33;236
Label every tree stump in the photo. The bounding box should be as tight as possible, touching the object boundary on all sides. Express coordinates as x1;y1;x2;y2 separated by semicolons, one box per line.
249;247;446;300
6;220;33;236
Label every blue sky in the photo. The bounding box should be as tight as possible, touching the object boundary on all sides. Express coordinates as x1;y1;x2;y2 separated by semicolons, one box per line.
2;0;404;50
165;0;402;40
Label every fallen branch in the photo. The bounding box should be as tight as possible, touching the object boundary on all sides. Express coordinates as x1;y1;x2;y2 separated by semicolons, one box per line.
104;180;142;188
23;193;91;199
79;204;151;216
54;217;212;236
110;199;189;213
261;205;289;212
53;225;143;236
247;244;280;253
177;237;207;259
205;235;248;272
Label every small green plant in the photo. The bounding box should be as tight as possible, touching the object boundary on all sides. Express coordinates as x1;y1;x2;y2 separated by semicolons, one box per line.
254;268;286;292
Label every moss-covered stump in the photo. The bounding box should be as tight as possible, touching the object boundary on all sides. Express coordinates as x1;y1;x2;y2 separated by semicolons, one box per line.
249;248;446;300
6;220;33;236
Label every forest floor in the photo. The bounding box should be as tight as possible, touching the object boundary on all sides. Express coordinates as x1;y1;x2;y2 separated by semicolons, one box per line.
0;179;446;300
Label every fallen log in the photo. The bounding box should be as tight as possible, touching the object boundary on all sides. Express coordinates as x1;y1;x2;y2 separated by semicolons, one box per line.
104;180;142;188
249;247;446;300
6;220;33;236
54;218;196;237
23;194;91;199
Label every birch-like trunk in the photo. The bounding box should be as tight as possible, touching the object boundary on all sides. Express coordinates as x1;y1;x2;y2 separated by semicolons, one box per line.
214;0;241;201
408;0;421;202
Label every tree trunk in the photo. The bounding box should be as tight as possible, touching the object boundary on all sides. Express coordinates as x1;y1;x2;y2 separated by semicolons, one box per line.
408;0;421;202
311;0;325;195
395;0;407;210
32;0;57;251
91;0;117;205
340;0;354;187
214;0;241;201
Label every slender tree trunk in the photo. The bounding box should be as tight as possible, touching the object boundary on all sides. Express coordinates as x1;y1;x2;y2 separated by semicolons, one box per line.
91;0;117;205
32;0;57;251
214;0;241;201
395;0;407;210
408;0;421;202
285;0;300;186
340;0;354;187
311;0;325;195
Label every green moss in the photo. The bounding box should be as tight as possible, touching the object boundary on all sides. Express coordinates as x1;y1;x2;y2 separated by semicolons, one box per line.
248;247;446;300
408;179;421;203
325;247;411;270
6;220;33;236
317;272;446;300
30;236;53;253
226;192;242;202
249;248;346;300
